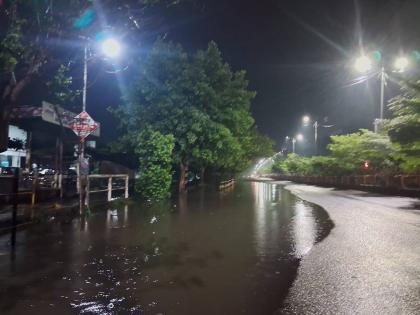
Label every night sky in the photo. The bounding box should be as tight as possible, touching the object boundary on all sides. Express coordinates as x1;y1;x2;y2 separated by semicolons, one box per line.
90;0;420;150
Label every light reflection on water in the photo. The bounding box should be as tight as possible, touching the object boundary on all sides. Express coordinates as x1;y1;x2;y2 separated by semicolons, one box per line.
0;181;333;315
252;182;320;259
292;201;317;258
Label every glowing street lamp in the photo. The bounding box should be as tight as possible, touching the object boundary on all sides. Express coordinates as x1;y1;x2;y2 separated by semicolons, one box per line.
353;52;417;132
354;55;372;73
302;115;311;126
394;56;409;73
101;38;122;58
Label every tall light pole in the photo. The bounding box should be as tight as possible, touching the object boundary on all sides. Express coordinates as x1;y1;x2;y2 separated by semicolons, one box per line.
301;115;334;155
354;54;411;132
78;37;122;214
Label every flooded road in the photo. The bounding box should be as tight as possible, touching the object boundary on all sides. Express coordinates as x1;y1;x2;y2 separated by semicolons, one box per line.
0;181;333;314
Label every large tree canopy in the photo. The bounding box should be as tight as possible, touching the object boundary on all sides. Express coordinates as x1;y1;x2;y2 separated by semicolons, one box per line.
114;40;273;192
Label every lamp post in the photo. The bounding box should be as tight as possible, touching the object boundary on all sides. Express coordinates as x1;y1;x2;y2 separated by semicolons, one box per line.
354;53;412;132
301;115;334;155
77;37;122;214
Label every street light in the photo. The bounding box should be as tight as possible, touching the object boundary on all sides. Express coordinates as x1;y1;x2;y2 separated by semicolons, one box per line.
394;56;409;73
302;115;310;126
354;52;414;132
300;115;335;155
354;55;372;73
101;38;122;58
78;36;123;214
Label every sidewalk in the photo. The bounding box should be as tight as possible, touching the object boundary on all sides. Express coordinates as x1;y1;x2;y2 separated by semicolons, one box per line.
0;199;80;233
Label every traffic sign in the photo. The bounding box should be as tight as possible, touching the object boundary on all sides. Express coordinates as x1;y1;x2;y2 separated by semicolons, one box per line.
70;111;99;139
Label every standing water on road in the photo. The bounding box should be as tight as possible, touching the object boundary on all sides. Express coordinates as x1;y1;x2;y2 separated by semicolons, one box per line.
0;181;333;314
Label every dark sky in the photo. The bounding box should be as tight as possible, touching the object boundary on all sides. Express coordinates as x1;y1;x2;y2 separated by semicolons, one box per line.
90;0;420;150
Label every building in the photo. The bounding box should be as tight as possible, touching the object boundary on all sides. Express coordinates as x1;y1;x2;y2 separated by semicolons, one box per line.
0;125;27;168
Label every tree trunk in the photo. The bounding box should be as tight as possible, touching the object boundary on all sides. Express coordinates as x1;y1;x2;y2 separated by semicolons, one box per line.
199;167;206;186
179;161;188;193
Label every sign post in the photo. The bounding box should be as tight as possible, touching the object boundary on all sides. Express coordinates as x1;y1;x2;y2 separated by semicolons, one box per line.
70;111;99;214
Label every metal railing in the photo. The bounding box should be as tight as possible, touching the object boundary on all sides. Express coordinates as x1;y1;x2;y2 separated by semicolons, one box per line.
86;174;129;206
268;174;420;193
219;178;235;190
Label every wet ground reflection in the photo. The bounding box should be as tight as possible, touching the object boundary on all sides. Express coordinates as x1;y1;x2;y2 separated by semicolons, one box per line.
0;181;333;314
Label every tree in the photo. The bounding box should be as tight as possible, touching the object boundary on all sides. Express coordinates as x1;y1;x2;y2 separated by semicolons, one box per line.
46;63;81;111
272;153;311;175
134;127;175;201
0;0;83;151
328;129;396;174
272;130;397;176
114;40;271;192
309;156;342;176
387;80;420;173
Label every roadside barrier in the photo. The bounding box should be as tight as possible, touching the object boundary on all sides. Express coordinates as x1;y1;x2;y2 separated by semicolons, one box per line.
268;174;420;195
219;178;235;191
86;174;129;206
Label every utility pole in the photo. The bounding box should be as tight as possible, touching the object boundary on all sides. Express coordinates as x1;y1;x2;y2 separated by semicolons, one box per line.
380;66;385;121
313;120;318;155
78;43;88;215
374;66;386;133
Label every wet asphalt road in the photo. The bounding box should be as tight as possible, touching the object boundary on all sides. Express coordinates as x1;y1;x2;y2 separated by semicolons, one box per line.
279;183;420;315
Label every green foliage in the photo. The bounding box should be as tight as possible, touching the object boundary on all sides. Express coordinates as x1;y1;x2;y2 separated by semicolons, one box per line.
328;129;396;174
114;39;272;186
387;80;420;173
134;128;175;201
272;154;312;175
0;19;25;69
46;64;81;110
309;156;342;176
272;130;397;176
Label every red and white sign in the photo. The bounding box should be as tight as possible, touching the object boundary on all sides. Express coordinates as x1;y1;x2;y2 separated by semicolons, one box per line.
70;111;99;139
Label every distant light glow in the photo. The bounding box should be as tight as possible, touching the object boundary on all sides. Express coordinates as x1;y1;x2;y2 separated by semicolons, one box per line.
296;134;304;141
302;115;310;125
355;55;372;73
394;57;409;73
101;38;121;58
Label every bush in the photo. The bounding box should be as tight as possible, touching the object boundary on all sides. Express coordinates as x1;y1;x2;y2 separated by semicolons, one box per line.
309;156;343;176
272;154;311;175
134;128;175;201
272;130;397;176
